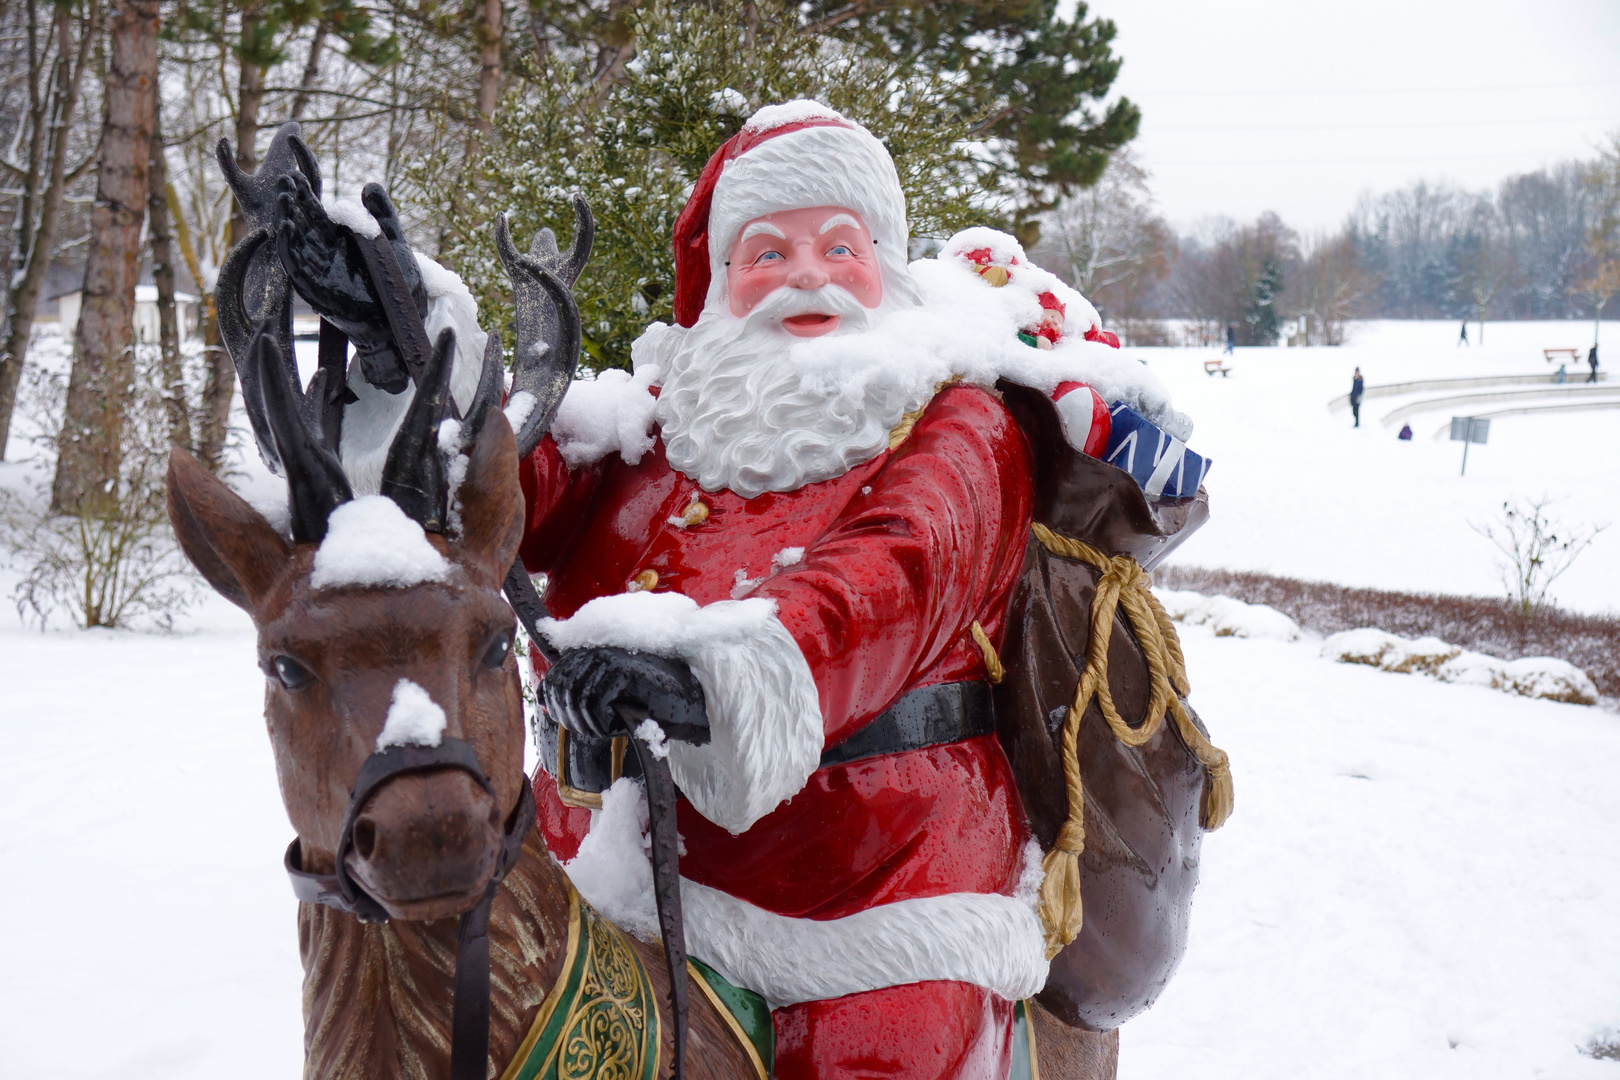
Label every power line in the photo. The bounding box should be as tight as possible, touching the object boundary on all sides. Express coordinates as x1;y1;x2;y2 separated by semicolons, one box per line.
1153;115;1620;134
1135;79;1620;98
1155;150;1581;167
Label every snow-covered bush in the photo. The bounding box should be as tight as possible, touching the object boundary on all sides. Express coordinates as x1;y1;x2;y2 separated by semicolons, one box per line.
1322;629;1598;706
1156;589;1301;642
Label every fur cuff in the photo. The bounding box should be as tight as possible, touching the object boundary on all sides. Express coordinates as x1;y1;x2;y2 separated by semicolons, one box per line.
540;591;823;833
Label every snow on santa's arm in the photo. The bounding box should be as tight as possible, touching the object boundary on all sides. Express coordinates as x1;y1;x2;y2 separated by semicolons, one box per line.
310;495;452;590
548;364;659;468
753;385;1034;747
539;590;822;834
376;679;447;750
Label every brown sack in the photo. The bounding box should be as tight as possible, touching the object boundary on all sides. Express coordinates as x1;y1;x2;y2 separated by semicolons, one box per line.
994;383;1223;1032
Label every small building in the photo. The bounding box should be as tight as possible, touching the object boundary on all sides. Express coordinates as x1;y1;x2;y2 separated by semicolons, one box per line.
56;285;200;344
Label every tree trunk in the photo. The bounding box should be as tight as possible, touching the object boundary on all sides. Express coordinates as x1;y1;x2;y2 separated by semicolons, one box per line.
51;0;160;516
474;0;503;134
195;303;231;472
231;8;265;248
199;10;268;473
0;0;98;460
290;22;328;121
147;84;189;453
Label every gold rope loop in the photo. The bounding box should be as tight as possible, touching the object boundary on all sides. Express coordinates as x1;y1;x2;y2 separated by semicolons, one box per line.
1028;522;1235;957
970;621;1005;684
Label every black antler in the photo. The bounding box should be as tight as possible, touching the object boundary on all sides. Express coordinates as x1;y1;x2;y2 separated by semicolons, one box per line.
378;328;458;533
495;195;592;460
252;329;353;544
215;123;321;474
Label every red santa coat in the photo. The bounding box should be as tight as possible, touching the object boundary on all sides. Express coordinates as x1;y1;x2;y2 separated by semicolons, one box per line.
521;383;1050;1021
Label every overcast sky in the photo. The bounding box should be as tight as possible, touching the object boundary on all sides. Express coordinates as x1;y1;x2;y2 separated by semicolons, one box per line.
1081;0;1620;234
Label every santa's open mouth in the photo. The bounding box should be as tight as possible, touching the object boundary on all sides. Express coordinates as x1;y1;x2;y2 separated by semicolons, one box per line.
782;312;840;336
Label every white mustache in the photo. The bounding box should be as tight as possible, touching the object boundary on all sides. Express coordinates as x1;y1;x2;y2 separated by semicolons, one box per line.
739;284;874;335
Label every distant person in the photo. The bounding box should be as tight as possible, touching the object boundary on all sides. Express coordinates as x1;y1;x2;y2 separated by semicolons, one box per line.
1398;423;1413;440
1458;321;1469;347
1556;363;1567;384
1350;366;1365;428
1225;323;1236;354
1589;344;1600;383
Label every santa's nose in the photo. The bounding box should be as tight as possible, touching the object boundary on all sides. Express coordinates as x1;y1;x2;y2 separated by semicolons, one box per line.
785;264;829;290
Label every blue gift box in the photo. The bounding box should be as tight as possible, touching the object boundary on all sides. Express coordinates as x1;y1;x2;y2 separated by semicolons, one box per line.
1102;404;1212;499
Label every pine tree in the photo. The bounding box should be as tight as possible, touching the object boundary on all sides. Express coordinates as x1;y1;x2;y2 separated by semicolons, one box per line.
1244;255;1284;347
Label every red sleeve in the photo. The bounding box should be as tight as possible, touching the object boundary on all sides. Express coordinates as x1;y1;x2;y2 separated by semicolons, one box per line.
754;385;1034;745
516;437;605;574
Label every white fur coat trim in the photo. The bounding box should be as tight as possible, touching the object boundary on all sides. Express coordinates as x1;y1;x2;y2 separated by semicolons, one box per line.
682;878;1051;1009
539;590;824;834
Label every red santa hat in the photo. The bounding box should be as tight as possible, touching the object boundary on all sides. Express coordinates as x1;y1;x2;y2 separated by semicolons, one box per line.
671;101;910;327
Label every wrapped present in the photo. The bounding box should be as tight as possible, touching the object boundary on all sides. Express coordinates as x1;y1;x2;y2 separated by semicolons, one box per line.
1103;404;1212;499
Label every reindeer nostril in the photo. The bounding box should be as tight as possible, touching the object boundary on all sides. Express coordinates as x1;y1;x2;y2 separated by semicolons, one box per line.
352;819;377;861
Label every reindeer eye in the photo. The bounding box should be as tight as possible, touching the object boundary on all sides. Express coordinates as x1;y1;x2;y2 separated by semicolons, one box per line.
483;632;513;670
272;655;313;690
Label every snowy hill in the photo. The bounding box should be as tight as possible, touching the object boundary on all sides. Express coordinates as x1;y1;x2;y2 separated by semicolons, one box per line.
1141;320;1620;615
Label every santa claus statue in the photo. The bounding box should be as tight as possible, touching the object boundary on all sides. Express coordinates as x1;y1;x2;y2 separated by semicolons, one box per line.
513;101;1206;1079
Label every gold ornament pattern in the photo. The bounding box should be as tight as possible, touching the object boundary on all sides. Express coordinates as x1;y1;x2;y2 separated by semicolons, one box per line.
499;886;661;1080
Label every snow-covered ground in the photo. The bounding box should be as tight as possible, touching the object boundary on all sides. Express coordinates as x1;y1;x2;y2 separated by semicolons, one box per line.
2;319;1618;1078
1137;320;1620;615
2;611;1617;1078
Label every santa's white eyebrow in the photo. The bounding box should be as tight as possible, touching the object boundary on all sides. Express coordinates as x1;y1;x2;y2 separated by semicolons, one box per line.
740;221;787;242
819;213;861;234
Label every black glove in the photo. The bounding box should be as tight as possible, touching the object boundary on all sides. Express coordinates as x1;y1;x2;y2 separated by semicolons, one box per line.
542;647;711;746
274;175;425;394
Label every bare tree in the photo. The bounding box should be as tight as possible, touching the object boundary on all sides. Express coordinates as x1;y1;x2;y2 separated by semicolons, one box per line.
1037;149;1173;313
146;84;189;452
0;0;101;459
52;0;162;516
1471;498;1607;618
1573;142;1620;347
1289;231;1376;346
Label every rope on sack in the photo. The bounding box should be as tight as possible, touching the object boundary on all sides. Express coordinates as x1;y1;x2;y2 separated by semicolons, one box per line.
1029;522;1235;960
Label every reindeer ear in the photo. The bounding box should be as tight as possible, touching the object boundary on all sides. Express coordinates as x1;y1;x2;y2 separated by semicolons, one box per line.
453;411;524;589
167;450;291;612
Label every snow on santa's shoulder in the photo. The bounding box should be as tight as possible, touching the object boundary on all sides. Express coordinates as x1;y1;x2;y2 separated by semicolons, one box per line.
777;226;1192;440
322;197;381;238
376;679;447;750
548;364;659;468
309;495;452;590
741;99;848;134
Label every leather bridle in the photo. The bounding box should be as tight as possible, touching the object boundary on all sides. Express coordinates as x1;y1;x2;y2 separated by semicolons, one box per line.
284;737;535;1080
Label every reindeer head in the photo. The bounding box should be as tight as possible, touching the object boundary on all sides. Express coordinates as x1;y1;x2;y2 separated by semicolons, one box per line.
166;329;527;923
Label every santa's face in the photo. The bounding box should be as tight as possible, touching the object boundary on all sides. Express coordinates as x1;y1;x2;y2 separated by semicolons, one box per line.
725;205;883;337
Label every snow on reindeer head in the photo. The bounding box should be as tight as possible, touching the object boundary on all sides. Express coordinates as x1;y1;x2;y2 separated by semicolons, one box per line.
643;102;928;499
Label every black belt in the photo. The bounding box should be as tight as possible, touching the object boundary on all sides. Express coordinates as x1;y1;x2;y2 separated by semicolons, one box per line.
542;679;995;788
818;680;995;769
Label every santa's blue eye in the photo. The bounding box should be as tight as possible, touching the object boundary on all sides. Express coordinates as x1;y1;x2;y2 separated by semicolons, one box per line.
754;251;784;264
827;245;853;256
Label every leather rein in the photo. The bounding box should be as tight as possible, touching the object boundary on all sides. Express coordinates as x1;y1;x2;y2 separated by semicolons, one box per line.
284;738;536;1080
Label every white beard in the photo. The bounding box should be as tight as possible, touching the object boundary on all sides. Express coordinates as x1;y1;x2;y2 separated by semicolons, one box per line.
649;286;925;499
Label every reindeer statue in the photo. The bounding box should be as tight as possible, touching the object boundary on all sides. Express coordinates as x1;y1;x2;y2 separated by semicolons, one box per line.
170;123;1131;1079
